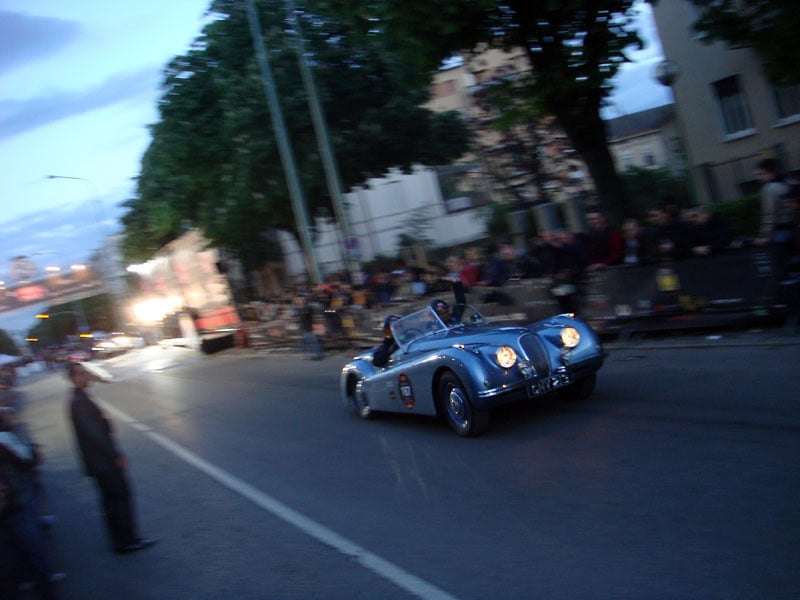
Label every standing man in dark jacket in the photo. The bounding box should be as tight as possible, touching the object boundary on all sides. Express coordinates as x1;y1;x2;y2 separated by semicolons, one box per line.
66;362;156;554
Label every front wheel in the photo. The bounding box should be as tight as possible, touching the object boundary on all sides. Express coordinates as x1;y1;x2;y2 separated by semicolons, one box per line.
438;372;489;437
344;377;375;420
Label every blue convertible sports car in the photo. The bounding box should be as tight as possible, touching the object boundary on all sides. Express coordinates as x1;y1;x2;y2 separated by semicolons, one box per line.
340;300;606;437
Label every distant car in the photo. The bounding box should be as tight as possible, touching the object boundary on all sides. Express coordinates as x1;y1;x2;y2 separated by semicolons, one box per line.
92;334;139;358
66;348;93;363
340;301;606;437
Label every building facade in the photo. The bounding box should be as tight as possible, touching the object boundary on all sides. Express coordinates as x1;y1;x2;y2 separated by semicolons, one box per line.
426;48;595;208
605;104;683;176
651;2;800;204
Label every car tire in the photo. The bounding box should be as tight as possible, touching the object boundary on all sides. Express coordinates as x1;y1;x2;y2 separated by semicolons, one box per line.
438;371;489;437
559;373;596;402
344;377;375;420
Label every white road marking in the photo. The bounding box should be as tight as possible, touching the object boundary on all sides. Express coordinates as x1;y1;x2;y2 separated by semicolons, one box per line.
98;399;461;600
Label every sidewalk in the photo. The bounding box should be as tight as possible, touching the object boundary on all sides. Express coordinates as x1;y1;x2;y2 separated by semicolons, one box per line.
602;324;800;350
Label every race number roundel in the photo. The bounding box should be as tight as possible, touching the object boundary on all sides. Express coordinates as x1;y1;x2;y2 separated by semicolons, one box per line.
398;373;415;409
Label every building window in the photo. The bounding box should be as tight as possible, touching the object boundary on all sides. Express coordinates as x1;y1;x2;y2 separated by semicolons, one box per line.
712;75;754;135
643;150;657;167
621;154;634;171
433;79;457;98
773;82;800;120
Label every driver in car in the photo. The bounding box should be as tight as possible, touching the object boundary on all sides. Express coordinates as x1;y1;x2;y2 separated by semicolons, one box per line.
431;299;458;326
372;315;400;368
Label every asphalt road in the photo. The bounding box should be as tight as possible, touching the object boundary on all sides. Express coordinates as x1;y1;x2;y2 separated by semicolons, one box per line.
5;332;800;600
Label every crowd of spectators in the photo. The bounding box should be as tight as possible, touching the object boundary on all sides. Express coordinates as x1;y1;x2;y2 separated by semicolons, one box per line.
242;196;797;346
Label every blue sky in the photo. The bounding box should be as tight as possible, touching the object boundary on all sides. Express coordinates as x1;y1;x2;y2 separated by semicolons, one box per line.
0;1;211;271
0;1;670;335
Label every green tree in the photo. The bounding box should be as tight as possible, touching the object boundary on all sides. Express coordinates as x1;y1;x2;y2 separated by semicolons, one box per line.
0;329;18;356
621;166;690;217
686;0;800;86
25;296;115;344
334;0;645;225
486;202;512;239
397;206;436;251
122;0;472;272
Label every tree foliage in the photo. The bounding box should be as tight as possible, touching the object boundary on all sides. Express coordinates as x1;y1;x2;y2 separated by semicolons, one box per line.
0;329;18;356
121;0;472;271
333;0;646;225
25;296;115;344
621;166;690;218
686;0;800;86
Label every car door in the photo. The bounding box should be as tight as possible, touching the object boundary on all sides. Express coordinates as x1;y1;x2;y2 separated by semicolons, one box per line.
360;348;437;415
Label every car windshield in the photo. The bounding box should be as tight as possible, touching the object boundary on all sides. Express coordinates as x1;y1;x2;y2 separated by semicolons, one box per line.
391;304;487;350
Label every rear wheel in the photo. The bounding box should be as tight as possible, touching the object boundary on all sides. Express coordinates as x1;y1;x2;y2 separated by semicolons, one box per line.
559;373;596;402
438;372;489;437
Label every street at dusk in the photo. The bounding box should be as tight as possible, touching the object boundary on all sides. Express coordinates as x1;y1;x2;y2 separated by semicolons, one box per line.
6;334;799;599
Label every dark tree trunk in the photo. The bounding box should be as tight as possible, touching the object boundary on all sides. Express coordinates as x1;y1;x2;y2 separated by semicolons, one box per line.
554;105;629;227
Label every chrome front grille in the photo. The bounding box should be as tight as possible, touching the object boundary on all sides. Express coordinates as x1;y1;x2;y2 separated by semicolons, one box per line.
519;333;551;377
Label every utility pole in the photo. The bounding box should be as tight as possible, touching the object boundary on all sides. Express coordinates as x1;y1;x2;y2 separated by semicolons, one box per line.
244;0;322;284
286;0;361;282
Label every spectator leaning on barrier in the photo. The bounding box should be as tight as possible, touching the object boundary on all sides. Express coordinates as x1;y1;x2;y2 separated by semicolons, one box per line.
480;242;515;305
685;206;732;257
755;157;799;281
646;202;691;262
582;211;624;270
459;247;483;290
536;230;585;313
621;217;655;266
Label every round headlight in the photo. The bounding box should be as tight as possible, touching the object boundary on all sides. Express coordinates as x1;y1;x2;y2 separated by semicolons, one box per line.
495;346;517;368
561;327;581;348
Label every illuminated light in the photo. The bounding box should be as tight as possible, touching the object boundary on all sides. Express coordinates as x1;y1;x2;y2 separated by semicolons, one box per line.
36;313;50;319
70;264;87;271
79;333;93;338
561;327;581;348
132;296;182;324
26;338;38;342
127;260;156;276
112;335;131;347
495;346;517;368
45;266;61;272
17;285;48;302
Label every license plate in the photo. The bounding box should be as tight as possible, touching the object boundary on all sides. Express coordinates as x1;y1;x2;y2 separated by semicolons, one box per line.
529;373;572;396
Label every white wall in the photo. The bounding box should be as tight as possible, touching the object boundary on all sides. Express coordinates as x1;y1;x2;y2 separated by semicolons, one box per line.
278;166;488;280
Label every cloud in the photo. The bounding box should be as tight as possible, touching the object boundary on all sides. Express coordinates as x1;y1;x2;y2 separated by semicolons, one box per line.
0;200;124;283
601;2;671;119
0;10;81;75
0;66;160;139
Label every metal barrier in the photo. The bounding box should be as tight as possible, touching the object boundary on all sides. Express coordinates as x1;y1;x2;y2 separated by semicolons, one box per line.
237;248;794;350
